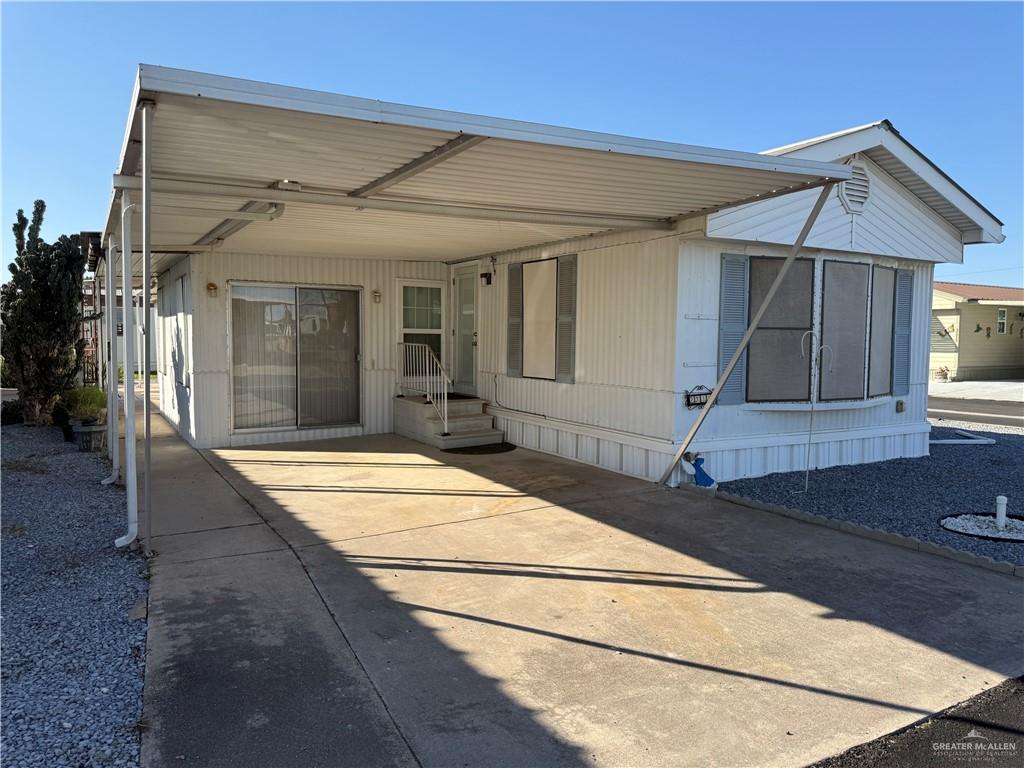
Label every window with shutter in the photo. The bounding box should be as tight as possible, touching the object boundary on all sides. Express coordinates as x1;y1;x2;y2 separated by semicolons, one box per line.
717;255;748;404
556;254;577;383
819;261;870;401
868;267;895;396
507;262;523;377
892;269;914;396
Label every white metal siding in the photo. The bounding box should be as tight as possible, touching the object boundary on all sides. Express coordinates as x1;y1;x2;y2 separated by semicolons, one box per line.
155;256;195;444
181;251;446;448
706;155;963;264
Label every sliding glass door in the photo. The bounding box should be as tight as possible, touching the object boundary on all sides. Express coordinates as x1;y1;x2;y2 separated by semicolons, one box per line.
232;284;360;430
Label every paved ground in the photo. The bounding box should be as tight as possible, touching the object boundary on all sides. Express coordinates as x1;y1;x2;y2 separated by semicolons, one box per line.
928;380;1024;402
141;418;1024;768
812;677;1023;768
928;397;1024;428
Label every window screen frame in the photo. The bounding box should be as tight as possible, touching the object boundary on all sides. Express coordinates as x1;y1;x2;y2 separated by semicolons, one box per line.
867;265;896;398
818;259;871;403
228;280;364;434
745;256;816;403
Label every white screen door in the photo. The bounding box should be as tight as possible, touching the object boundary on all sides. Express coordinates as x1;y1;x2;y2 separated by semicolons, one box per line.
453;266;477;395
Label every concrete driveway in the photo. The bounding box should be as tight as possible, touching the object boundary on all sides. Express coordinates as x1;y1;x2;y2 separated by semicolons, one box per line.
143;421;1024;768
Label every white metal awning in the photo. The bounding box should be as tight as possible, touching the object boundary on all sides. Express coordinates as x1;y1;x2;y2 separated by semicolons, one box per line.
103;65;851;273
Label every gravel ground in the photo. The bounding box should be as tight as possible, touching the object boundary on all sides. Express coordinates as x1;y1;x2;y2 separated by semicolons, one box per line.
2;424;148;767
720;419;1024;566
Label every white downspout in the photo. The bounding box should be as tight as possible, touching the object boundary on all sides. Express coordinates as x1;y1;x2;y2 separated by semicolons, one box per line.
115;193;139;548
102;235;121;485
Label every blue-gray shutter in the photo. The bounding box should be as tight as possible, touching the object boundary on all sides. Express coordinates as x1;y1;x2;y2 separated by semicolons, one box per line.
718;254;749;404
507;262;523;377
555;254;577;383
892;269;914;396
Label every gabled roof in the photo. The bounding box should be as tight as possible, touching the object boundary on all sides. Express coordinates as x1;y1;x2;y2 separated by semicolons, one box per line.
762;120;1003;245
934;281;1024;303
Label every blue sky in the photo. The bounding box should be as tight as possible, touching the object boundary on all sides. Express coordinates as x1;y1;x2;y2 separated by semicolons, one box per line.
2;2;1021;285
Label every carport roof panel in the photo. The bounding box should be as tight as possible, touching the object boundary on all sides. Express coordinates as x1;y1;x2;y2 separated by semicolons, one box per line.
123;65;851;207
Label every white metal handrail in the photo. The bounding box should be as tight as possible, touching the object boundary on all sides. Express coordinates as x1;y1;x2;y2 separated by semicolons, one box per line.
398;342;451;435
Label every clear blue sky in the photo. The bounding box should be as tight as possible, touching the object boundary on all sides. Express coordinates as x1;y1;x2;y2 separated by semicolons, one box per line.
3;2;1021;285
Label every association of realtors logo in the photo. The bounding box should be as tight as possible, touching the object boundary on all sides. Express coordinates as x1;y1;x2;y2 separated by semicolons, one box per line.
933;728;1019;763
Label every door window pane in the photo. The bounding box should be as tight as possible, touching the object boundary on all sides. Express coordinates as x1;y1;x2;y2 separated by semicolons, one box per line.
232;285;297;428
298;288;360;426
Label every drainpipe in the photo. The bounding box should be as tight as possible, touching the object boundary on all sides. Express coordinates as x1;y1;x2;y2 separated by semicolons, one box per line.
115;193;138;548
659;183;835;485
102;235;121;485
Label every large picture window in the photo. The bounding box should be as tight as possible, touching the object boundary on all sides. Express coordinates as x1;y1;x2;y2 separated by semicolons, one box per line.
507;254;577;383
231;284;360;430
718;254;912;405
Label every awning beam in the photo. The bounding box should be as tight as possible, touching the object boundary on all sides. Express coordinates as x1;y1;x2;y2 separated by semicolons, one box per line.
348;134;487;198
113;174;674;232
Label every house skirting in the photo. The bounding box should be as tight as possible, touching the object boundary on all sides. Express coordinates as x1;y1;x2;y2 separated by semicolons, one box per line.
492;406;930;484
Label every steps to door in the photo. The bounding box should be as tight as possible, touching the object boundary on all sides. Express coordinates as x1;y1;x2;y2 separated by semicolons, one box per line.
394;395;504;450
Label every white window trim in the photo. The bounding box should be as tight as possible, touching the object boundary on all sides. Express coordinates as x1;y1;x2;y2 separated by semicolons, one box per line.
395;278;447;366
226;279;365;435
997;307;1007;334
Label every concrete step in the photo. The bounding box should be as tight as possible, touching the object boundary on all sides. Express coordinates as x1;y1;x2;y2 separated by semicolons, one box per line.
398;394;487;417
430;428;504;450
428;413;494;433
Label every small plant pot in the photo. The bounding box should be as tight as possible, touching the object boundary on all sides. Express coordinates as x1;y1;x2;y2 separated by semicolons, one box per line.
73;423;107;453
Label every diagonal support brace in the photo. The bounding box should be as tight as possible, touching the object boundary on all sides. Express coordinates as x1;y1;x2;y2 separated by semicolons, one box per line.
659;183;836;485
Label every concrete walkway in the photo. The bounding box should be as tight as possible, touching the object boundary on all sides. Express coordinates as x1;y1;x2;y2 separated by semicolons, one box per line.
141;415;1024;768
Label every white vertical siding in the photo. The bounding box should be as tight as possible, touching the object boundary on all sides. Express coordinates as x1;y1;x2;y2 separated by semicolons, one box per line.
477;228;683;440
155;256;195;444
178;251;445;448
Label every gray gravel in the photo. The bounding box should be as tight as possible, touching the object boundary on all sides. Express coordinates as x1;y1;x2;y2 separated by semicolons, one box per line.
720;419;1024;566
2;424;148;767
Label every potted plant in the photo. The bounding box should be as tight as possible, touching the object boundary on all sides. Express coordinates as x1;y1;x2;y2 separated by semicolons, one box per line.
63;387;108;452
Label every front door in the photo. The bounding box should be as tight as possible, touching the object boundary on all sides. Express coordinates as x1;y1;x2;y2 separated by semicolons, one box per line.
453;266;477;395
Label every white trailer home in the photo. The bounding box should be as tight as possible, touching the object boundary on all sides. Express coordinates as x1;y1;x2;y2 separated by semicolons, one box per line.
93;67;1003;501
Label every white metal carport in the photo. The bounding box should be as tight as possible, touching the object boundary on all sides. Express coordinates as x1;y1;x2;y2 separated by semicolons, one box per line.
98;65;851;549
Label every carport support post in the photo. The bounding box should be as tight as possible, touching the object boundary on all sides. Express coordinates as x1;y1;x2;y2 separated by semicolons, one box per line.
659;183;835;486
103;235;120;485
115;191;139;548
141;101;154;554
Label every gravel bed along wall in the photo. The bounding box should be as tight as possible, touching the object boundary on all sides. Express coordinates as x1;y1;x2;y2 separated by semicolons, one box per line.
719;419;1024;566
2;424;148;768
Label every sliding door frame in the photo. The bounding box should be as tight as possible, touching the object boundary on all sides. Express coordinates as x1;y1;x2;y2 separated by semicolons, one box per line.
226;279;365;435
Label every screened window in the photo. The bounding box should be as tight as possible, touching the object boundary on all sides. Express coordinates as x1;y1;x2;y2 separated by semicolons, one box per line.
997;308;1007;334
819;261;870;401
231;284;360;430
401;284;442;360
868;267;895;397
746;257;815;402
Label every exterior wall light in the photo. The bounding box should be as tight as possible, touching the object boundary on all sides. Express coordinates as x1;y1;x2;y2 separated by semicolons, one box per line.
480;272;492;287
372;289;382;304
206;282;218;297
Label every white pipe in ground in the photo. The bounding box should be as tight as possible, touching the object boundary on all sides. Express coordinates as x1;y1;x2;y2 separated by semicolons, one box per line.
995;495;1008;531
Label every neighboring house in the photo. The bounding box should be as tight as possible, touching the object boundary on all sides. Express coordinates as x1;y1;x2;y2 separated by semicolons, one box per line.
931;282;1024;381
92;67;1003;483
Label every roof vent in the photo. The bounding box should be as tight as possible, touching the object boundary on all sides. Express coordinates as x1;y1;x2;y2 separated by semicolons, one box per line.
839;163;870;214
